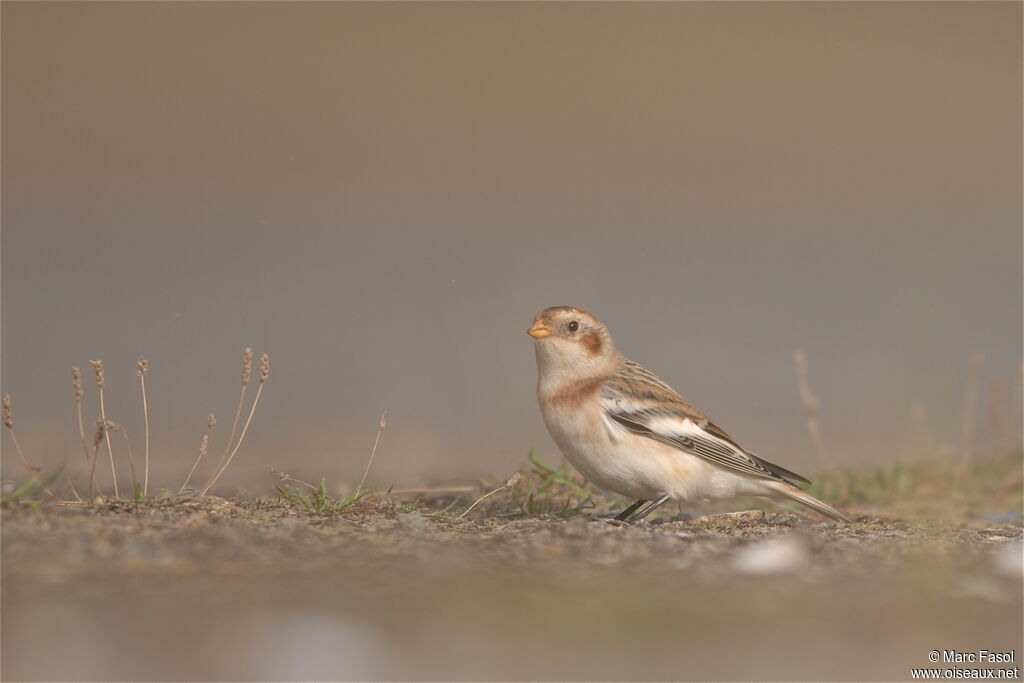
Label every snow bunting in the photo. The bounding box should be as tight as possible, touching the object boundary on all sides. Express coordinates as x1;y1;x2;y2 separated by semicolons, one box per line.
527;306;849;523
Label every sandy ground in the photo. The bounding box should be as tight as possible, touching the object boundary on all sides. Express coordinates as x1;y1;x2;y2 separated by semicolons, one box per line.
2;490;1021;681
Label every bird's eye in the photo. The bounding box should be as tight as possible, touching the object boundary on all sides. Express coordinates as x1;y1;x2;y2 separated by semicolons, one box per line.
567;321;579;332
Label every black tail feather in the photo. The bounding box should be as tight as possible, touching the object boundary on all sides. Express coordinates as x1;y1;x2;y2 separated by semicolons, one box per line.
752;454;812;486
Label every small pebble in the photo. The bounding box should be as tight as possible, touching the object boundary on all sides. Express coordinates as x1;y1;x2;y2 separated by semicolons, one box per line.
732;535;810;575
994;541;1023;578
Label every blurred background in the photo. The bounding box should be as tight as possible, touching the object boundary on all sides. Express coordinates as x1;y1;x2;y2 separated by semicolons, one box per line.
2;1;1021;495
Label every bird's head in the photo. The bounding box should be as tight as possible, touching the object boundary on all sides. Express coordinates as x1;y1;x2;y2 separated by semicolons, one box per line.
527;306;620;383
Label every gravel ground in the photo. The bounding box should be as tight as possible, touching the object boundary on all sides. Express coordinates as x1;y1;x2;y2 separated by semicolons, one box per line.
2;495;1021;681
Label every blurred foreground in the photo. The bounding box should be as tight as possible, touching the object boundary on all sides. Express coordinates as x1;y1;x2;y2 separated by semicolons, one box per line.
2;455;1021;681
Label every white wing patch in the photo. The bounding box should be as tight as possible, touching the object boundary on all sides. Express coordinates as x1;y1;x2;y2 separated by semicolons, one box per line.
600;362;813;487
602;390;782;482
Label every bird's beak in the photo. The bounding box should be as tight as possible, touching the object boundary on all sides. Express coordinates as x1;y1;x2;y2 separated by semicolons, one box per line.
527;320;552;339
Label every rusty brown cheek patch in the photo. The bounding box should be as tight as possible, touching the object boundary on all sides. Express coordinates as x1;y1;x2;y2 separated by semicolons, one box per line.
581;332;603;356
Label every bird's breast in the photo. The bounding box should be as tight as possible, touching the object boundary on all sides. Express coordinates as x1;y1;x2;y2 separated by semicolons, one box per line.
537;392;653;498
537;388;725;502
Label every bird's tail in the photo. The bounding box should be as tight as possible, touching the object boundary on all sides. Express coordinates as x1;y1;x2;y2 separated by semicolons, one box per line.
765;480;850;523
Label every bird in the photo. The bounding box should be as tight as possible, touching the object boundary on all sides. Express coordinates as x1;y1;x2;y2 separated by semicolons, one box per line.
527;305;849;524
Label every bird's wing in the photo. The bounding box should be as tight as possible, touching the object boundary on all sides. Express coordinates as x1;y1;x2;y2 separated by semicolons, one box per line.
601;361;809;485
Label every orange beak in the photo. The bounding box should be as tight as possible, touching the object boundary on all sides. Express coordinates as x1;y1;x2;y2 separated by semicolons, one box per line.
527;320;552;339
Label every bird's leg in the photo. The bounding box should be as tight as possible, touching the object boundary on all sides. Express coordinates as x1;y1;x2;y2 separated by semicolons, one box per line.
626;494;671;524
613;499;648;522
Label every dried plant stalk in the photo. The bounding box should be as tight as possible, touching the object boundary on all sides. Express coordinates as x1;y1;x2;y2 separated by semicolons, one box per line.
73;367;101;496
269;467;318;492
201;354;269;496
66;474;83;502
3;393;40;477
458;472;522;519
387;486;476;497
90;360;119;497
3;393;54;497
221;348;253;467
110;422;138;496
357;410;388;493
89;421;105;499
179;414;216;494
137;358;151;497
72;367;88;459
794;351;834;470
179;434;209;494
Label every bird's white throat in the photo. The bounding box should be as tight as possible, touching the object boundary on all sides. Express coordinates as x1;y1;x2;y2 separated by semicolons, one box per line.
533;338;619;398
